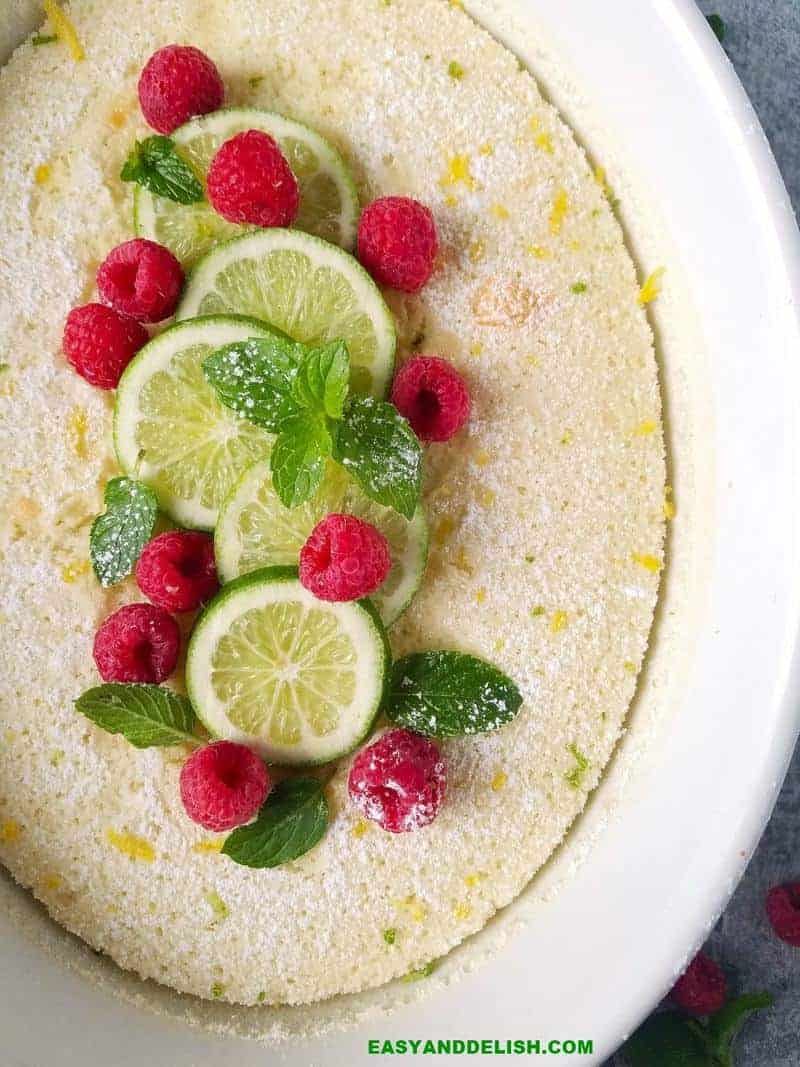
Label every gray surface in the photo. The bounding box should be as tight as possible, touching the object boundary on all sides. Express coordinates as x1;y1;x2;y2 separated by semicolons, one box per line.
611;3;800;1063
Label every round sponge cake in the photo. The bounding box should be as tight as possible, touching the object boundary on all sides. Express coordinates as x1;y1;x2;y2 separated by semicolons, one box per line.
0;0;665;1005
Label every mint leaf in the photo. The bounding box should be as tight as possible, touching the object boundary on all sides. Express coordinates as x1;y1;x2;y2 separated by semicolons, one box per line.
270;414;332;508
75;684;198;748
90;477;158;587
707;993;773;1066
707;14;726;43
333;396;422;519
222;778;328;868
120;136;204;204
623;1012;711;1066
387;651;523;737
292;340;350;419
32;33;58;45
203;334;304;432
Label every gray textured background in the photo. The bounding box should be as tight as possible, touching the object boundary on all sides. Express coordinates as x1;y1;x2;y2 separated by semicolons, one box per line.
610;3;800;1063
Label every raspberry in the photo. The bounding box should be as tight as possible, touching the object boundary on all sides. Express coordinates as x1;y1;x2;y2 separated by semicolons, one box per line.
135;531;219;613
93;603;180;684
206;130;299;228
97;239;184;323
180;740;270;832
669;951;727;1015
138;45;224;135
766;883;800;946
348;728;446;833
299;514;391;602
63;303;148;389
390;355;471;442
357;197;438;293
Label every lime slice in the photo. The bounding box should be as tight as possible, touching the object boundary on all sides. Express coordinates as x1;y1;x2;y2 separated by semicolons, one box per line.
114;315;275;530
134;108;359;268
215;457;428;626
176;229;396;397
186;566;389;764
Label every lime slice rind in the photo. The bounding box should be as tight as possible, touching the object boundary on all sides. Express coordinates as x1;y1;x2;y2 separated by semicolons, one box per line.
214;457;428;626
186;566;389;765
134;107;360;267
176;228;396;399
113;315;274;530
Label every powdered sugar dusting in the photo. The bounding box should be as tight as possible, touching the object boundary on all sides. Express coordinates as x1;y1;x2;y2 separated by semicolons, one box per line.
0;0;664;1010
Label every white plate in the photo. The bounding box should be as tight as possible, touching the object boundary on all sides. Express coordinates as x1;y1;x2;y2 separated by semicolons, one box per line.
2;1;799;1063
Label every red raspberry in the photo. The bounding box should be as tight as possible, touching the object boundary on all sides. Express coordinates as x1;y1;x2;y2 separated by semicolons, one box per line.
93;603;180;684
390;355;471;442
206;130;299;228
97;239;184;323
669;951;728;1015
299;514;391;602
137;45;224;135
180;740;270;832
348;728;446;833
357;197;438;293
63;303;148;389
766;882;800;946
135;531;219;613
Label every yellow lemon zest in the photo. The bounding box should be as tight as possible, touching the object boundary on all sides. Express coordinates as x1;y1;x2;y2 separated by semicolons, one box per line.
550;610;568;633
535;132;554;155
43;0;85;61
192;839;224;853
106;828;155;862
440;154;475;190
638;267;666;306
549;189;569;235
633;419;657;436
61;560;90;583
490;771;507;792
67;405;89;457
632;552;662;574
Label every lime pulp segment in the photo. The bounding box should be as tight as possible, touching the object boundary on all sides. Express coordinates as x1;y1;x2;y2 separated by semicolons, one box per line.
186;567;389;765
134;107;360;268
113;315;275;530
176;228;396;398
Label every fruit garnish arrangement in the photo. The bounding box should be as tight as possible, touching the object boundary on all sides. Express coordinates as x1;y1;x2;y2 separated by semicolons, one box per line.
68;45;522;869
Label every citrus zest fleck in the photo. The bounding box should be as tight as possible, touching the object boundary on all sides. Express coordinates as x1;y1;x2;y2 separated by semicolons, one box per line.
632;552;662;574
43;0;85;61
549;189;569;235
550;610;568;633
106;828;155;862
638;267;666;306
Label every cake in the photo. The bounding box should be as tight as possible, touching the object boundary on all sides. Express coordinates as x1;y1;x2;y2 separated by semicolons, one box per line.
0;0;665;1006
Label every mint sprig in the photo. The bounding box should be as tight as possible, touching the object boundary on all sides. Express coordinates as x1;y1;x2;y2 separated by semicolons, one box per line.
90;477;158;587
202;335;305;432
623;994;773;1067
333;396;422;519
387;651;523;737
292;339;350;419
270;413;331;508
222;778;328;868
203;336;423;517
121;136;204;204
75;684;199;748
